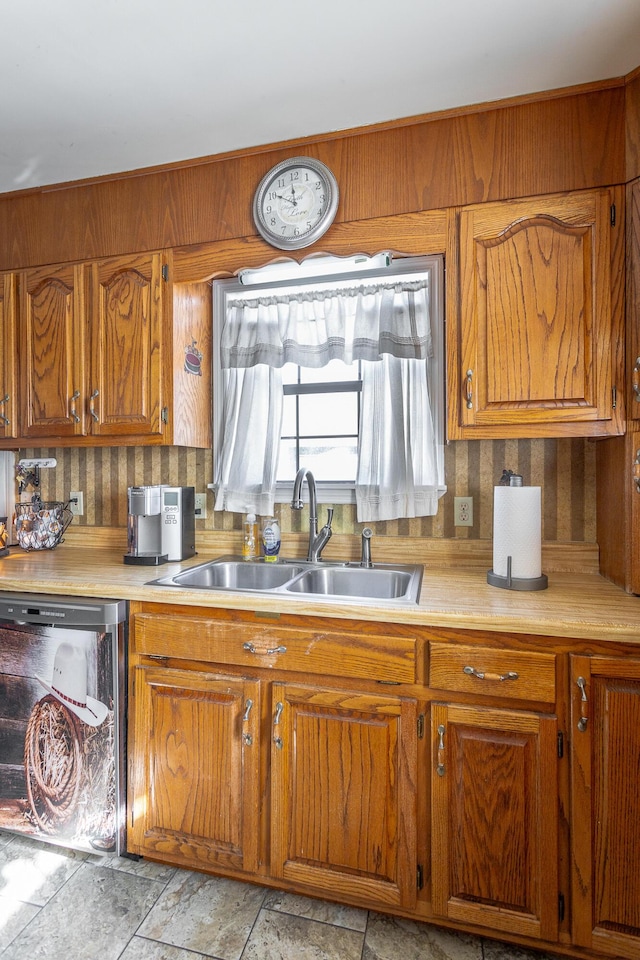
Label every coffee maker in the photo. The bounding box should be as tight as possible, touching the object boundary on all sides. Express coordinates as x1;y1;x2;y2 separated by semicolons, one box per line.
124;485;196;565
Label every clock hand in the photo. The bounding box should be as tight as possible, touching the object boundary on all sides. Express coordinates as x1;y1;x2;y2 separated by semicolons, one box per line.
275;192;297;207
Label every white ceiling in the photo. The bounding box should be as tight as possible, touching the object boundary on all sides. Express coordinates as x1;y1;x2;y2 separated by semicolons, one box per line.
2;0;640;197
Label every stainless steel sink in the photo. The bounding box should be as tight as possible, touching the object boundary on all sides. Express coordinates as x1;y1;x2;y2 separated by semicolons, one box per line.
149;556;423;604
161;558;306;591
284;566;416;601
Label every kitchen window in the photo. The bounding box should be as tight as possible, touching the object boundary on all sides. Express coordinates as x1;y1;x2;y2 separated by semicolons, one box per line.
212;254;446;521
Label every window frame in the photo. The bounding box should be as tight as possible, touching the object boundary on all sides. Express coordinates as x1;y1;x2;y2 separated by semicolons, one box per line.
212;254;445;505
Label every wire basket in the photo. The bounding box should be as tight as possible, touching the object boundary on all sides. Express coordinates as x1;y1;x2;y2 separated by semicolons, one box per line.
15;498;73;551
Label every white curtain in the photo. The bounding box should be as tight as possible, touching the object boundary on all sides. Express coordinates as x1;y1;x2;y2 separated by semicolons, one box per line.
214;277;446;520
213;365;283;515
356;355;443;521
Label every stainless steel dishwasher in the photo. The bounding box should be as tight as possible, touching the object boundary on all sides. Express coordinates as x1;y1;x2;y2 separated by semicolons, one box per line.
0;592;127;856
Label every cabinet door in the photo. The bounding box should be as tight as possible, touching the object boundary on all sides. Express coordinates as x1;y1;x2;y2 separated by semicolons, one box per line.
570;655;640;959
0;273;18;438
19;263;86;438
431;703;558;942
88;252;165;438
270;683;418;910
128;665;260;874
452;189;623;439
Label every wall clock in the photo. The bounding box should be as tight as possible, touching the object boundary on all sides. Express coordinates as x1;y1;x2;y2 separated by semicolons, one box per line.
252;157;339;250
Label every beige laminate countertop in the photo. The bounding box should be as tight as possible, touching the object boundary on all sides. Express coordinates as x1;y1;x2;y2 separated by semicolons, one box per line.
0;539;638;645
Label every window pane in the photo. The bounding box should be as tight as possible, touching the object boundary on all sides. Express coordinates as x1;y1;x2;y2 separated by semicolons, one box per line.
281;362;300;386
298;391;358;437
281;394;298;436
276;438;298;483
298;438;358;481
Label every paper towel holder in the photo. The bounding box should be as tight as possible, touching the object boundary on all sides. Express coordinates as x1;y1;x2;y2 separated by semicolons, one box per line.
487;471;548;591
487;556;548;591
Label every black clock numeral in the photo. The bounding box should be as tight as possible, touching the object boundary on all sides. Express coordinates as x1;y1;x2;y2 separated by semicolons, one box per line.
270;217;277;226
290;170;300;181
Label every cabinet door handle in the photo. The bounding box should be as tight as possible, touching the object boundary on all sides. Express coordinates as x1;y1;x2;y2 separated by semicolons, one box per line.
242;698;253;722
89;389;100;422
633;357;640;401
243;641;287;656
576;676;589;732
634;450;640;494
436;723;446;777
465;369;474;409
463;665;519;682
69;389;80;423
273;700;284;749
0;393;10;425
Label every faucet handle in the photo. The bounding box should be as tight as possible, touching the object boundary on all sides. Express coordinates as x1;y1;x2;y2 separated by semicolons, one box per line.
325;506;334;527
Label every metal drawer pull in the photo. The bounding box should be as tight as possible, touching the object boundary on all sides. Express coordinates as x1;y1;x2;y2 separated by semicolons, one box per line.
463;665;519;682
243;641;286;656
273;700;284;749
437;723;446;777
242;698;253;722
576;676;589;732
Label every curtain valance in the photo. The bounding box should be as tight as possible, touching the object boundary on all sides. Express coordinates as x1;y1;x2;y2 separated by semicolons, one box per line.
221;279;432;369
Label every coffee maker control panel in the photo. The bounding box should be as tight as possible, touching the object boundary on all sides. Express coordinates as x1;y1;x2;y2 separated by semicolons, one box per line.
161;486;196;562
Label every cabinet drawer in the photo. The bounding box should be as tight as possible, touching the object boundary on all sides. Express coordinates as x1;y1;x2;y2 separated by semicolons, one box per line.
133;614;416;684
429;642;556;703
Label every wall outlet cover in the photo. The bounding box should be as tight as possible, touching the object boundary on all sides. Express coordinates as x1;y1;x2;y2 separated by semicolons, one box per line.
454;496;473;526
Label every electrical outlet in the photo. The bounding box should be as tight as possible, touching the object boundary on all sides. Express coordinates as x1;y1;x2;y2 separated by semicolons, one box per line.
69;491;84;516
194;492;207;520
454;496;473;527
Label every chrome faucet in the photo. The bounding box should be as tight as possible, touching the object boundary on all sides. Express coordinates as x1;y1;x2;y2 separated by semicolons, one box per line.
291;467;333;562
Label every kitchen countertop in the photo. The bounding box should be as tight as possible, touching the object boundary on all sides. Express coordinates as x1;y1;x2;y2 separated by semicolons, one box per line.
0;536;638;645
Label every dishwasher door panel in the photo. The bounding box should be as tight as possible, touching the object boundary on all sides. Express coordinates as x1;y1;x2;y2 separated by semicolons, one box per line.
0;618;124;855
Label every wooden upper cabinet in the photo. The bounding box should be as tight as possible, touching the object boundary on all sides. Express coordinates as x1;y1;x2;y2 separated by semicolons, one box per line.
627;178;640;422
0;273;18;439
87;252;164;439
10;250;211;448
19;263;86;439
449;188;624;439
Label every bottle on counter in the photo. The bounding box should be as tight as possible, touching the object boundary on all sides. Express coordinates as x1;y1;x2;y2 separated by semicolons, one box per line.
242;513;259;560
262;517;281;562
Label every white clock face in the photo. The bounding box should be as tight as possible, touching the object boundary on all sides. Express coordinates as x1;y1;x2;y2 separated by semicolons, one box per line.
253;158;339;250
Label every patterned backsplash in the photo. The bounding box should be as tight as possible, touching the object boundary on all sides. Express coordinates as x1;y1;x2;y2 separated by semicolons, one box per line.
22;437;596;543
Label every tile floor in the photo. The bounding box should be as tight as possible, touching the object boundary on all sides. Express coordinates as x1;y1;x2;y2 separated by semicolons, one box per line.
0;829;567;960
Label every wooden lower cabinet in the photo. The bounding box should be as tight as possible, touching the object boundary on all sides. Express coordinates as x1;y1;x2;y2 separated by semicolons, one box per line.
431;702;559;942
570;655;640;959
270;682;417;909
126;604;640;960
128;664;261;873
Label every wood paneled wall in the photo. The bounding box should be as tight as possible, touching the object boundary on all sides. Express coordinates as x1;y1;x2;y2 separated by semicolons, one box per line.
0;81;627;271
24;438;596;543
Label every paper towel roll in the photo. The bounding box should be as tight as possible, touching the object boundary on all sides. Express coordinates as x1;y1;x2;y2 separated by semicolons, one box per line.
492;485;542;580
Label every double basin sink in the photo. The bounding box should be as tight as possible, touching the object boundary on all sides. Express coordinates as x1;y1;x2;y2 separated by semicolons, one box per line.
150;556;423;605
